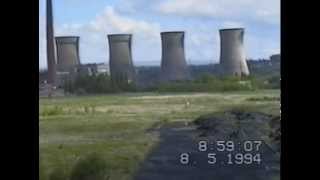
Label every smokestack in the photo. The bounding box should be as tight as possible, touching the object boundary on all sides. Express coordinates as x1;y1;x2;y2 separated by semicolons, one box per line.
219;28;250;76
160;31;189;82
108;34;135;84
55;36;81;71
46;0;57;85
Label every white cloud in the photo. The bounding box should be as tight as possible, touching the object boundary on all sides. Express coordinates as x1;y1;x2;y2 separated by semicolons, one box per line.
39;6;161;69
221;21;245;29
155;0;280;24
87;6;160;36
39;2;280;69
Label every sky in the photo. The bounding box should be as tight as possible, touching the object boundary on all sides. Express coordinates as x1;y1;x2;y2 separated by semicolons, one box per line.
39;0;280;70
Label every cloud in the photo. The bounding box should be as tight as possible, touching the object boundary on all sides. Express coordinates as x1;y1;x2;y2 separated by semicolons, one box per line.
86;6;160;36
221;21;245;29
155;0;280;24
39;1;280;69
39;6;161;69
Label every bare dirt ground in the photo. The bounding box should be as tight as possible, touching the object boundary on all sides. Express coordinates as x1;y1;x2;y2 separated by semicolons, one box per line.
133;112;280;180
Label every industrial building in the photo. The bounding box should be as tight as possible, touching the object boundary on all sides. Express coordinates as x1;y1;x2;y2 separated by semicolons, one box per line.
76;63;110;76
96;63;110;75
219;28;250;77
160;31;189;82
55;36;81;72
41;1;279;95
270;54;281;63
108;34;135;84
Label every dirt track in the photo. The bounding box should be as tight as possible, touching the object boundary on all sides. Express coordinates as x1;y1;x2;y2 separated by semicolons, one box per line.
133;121;280;180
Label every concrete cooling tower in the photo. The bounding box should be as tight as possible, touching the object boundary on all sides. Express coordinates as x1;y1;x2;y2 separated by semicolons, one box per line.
270;54;281;62
55;36;81;71
160;31;189;82
219;28;250;76
46;0;57;85
108;34;135;84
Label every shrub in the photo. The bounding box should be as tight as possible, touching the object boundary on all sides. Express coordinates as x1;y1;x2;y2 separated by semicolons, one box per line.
63;74;137;95
155;75;256;92
63;73;278;94
70;153;109;180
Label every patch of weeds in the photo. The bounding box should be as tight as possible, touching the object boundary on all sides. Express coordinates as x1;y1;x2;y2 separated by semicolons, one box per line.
147;117;170;131
70;153;109;180
74;105;97;115
91;105;97;113
41;106;64;116
82;105;97;114
106;109;114;114
84;106;90;114
160;116;170;124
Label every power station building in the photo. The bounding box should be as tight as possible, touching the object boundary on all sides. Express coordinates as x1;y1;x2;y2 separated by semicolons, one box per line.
270;54;281;62
55;36;81;72
108;34;135;84
219;28;250;77
160;31;189;82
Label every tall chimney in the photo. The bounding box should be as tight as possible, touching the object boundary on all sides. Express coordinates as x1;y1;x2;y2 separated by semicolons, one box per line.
160;31;189;82
46;0;57;85
108;34;135;84
219;28;250;77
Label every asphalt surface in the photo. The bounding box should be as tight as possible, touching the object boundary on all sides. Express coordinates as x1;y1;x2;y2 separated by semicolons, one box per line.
133;122;280;180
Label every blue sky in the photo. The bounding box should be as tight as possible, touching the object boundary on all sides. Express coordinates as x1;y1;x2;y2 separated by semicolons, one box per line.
39;0;280;69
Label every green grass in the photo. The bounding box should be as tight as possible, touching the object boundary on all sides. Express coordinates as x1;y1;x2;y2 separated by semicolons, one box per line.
39;89;280;180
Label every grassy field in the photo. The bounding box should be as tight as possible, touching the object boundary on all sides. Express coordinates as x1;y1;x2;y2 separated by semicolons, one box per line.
39;89;280;180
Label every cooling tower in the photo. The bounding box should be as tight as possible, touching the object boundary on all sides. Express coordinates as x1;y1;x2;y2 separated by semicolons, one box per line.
270;54;281;62
108;34;135;84
46;0;57;85
55;36;81;71
219;28;250;76
160;31;189;82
